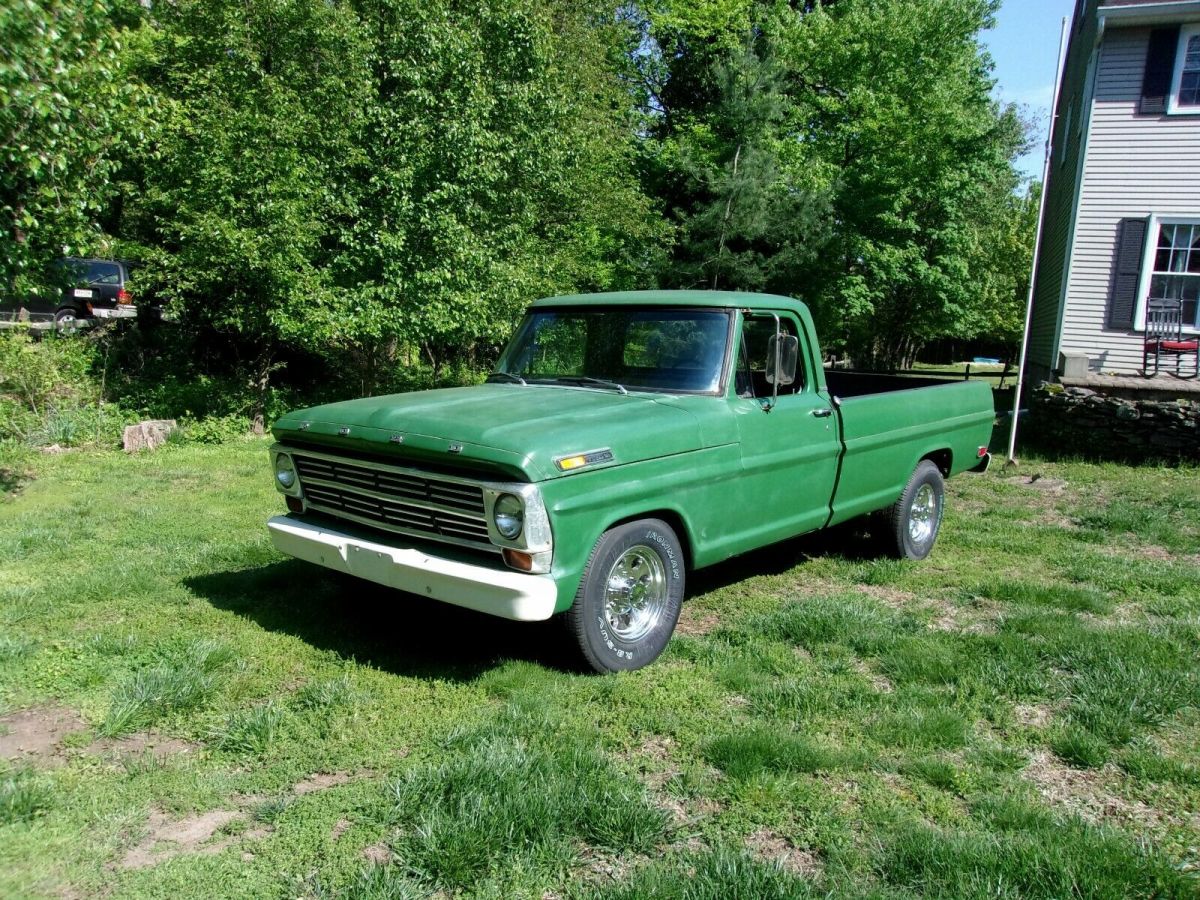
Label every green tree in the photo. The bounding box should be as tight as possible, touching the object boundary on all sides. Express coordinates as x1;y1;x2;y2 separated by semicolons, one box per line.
331;0;665;377
967;181;1041;348
115;0;664;410
665;43;832;292
1;0;143;296
631;0;1027;369
786;0;1026;368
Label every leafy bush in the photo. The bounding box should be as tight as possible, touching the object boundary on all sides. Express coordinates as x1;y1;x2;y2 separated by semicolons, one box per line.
179;413;252;444
0;330;138;447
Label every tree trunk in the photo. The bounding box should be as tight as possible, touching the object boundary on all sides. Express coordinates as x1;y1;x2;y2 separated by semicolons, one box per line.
712;143;743;290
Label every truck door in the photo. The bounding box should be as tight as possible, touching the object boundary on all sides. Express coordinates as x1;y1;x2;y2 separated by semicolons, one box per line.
730;311;840;546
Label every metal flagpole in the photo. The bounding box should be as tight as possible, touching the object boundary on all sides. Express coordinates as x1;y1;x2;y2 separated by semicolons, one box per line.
1007;16;1071;467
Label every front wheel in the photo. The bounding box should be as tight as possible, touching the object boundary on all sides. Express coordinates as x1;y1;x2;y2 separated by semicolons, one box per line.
885;460;945;560
565;518;685;673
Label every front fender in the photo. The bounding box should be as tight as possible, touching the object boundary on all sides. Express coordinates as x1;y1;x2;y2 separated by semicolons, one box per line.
541;444;741;613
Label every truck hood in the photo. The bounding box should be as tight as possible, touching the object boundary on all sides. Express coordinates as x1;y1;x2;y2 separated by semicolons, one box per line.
271;383;710;482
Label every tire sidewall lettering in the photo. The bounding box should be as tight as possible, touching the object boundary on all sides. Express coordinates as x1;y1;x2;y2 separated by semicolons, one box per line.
644;529;680;580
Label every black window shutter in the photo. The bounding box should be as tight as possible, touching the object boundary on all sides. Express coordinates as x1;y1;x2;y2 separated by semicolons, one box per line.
1140;27;1181;115
1106;218;1149;331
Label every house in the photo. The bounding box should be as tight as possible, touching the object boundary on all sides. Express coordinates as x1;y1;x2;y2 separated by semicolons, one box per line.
1027;0;1200;383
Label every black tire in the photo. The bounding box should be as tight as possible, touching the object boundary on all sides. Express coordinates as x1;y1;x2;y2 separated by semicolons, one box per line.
565;518;685;673
885;460;945;560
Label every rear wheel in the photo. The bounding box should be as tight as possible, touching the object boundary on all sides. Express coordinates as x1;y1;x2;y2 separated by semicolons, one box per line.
54;307;80;333
885;460;945;560
566;518;685;673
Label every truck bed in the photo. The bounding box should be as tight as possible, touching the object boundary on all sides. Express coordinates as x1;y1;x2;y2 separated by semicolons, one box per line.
825;370;953;397
823;372;995;527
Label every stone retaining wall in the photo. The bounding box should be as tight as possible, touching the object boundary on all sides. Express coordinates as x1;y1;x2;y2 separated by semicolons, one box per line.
1029;384;1199;462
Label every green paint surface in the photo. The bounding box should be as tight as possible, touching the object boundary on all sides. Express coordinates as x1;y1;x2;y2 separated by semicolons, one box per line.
273;292;995;611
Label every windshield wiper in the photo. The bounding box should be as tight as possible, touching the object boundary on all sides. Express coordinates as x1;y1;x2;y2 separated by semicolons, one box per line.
485;372;527;386
553;376;628;395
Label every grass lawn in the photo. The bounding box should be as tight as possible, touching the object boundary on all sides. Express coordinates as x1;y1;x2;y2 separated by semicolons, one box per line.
0;438;1198;898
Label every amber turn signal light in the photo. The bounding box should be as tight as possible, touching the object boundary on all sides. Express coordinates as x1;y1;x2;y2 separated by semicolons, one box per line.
502;548;534;572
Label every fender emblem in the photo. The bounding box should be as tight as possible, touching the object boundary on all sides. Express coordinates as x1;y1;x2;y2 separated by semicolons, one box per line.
338;426;351;436
389;433;405;444
448;442;463;454
298;421;310;431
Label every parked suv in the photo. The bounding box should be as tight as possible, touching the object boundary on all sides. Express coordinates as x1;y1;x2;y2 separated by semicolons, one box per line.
1;257;138;329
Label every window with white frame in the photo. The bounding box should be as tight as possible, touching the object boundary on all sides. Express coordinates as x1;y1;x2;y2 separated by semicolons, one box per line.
1142;220;1200;331
1170;26;1200;112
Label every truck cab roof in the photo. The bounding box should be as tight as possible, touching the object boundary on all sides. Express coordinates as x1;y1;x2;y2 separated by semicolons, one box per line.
532;289;804;310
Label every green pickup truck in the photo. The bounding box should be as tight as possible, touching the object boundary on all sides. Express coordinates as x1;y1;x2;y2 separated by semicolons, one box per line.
267;291;994;671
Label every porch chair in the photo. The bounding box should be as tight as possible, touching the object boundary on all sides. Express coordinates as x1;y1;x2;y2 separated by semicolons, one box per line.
1143;299;1199;378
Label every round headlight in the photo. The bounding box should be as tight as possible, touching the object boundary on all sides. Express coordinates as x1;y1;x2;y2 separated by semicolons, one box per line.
275;454;297;490
494;493;524;540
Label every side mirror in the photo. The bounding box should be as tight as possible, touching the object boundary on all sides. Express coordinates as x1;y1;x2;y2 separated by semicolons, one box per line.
766;333;799;387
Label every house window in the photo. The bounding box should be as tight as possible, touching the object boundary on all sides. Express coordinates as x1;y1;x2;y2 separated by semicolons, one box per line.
1146;221;1200;330
1170;26;1200;112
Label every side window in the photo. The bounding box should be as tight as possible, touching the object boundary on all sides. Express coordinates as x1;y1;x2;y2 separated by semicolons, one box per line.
737;315;804;399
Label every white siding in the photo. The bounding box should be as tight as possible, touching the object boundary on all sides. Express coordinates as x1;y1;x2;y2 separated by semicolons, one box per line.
1061;26;1200;373
1026;2;1097;383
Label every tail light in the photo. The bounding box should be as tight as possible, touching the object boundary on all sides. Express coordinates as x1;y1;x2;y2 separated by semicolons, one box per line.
117;288;133;305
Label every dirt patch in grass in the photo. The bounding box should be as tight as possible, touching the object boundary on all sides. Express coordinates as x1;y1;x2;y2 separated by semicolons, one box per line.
578;845;640;883
1004;475;1070;495
361;841;392;864
292;771;355;795
619;736;681;791
854;584;918;609
744;828;822;878
0;707;87;766
1013;704;1057;730
1001;475;1081;529
852;658;894;694
331;818;352;841
1022;751;1193;832
0;704;203;770
119;808;269;869
90;732;200;760
675;606;721;636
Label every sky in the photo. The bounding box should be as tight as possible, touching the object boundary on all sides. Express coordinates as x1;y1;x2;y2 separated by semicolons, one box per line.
983;0;1078;181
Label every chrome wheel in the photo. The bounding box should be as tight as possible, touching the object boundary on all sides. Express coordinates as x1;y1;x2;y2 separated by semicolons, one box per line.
908;483;939;544
603;545;667;642
55;312;78;333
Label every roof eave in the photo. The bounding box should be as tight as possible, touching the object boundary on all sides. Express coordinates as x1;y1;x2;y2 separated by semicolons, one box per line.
1101;1;1200;27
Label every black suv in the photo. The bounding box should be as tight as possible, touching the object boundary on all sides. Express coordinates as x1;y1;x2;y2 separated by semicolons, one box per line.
1;258;139;329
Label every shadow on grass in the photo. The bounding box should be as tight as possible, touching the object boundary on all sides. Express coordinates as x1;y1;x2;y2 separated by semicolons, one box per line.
185;561;577;681
689;518;884;597
188;519;888;679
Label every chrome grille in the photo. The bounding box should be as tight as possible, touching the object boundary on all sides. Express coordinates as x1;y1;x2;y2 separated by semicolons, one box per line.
291;450;493;551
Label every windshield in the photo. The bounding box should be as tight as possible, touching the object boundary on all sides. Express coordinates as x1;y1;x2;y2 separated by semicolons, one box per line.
495;308;732;394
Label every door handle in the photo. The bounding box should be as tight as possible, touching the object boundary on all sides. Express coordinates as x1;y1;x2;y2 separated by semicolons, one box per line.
811;407;833;418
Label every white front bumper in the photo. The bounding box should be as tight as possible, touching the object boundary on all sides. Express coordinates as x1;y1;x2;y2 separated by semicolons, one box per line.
266;515;557;621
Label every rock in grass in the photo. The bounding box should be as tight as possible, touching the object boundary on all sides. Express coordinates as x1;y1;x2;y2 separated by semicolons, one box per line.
123;420;177;453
